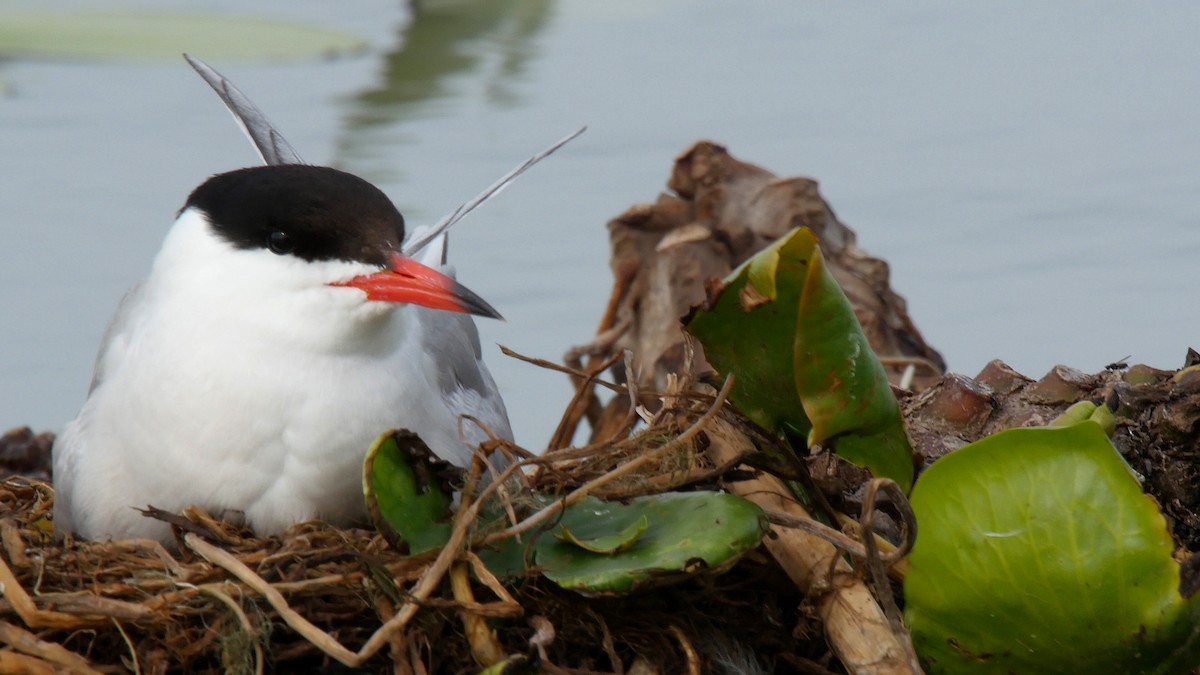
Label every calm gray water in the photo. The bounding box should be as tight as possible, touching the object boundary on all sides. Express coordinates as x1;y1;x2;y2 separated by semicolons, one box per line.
3;1;1198;449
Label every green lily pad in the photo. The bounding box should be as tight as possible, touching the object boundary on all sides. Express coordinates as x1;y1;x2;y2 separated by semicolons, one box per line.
0;10;366;62
686;227;914;491
363;436;766;594
905;422;1200;674
363;430;454;555
534;492;767;596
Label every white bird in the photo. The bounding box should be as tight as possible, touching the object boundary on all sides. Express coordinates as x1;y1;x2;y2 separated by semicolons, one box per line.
52;57;580;544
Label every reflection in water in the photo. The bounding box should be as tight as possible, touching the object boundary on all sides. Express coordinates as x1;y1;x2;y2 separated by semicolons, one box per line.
335;0;555;182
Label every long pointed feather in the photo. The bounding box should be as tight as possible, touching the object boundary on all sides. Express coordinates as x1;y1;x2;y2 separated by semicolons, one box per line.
184;54;304;166
402;126;586;256
185;54;584;253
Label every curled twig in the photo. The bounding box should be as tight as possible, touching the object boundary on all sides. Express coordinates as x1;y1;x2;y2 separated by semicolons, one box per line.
859;479;920;673
762;480;915;573
545;349;623;452
185;534;361;666
502;345;628;397
667;625;702;675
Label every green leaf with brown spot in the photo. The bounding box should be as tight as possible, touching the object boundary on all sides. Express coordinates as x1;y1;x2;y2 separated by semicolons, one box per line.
363;430;454;555
686;227;914;490
556;514;648;554
534;492;767;596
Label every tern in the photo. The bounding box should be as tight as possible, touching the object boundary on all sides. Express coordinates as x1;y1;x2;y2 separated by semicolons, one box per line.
52;56;582;543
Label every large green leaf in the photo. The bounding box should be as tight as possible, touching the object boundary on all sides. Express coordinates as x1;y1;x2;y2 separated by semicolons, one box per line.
0;10;366;62
363;430;454;555
534;492;767;596
686;227;914;490
905;422;1200;674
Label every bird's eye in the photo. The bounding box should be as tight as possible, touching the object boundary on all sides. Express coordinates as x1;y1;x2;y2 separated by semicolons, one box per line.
267;231;293;255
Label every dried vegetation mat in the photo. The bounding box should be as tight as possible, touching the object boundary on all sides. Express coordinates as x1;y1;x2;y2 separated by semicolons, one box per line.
3;352;1200;674
0;363;914;675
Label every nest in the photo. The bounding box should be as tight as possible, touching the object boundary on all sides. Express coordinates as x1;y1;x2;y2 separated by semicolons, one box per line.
0;369;864;674
7;354;1198;674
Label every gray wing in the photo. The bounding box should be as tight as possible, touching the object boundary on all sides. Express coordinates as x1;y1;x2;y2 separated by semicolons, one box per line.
411;227;512;445
416;306;513;446
184;54;304;167
87;281;148;394
397;128;589;448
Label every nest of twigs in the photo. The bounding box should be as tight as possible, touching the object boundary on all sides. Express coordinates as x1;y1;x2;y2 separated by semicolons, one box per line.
0;364;867;675
5;351;1199;674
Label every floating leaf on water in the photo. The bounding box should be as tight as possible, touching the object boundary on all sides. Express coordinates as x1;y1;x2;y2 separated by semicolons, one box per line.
0;10;367;62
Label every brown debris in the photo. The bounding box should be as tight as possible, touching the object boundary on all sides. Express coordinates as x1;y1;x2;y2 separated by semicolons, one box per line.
973;359;1033;396
0;428;53;482
569;141;945;443
564;142;948;673
1023;365;1098;404
907;374;995;433
706;416;918;674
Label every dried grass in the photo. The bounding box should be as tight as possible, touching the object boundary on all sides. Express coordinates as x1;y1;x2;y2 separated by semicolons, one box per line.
0;365;860;673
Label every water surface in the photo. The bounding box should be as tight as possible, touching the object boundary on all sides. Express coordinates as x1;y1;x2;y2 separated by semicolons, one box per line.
2;1;1198;447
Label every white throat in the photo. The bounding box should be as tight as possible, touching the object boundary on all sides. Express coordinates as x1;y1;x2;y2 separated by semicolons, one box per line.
149;208;406;353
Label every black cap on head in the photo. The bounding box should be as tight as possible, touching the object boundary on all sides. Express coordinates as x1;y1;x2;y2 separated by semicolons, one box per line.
184;165;405;266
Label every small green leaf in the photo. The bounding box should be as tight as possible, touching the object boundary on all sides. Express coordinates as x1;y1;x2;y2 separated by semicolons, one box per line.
1088;399;1117;437
905;422;1200;674
557;514;648;554
687;235;808;435
686;227;914;490
0;10;366;62
477;655;535;675
534;492;767;596
1049;400;1098;427
363;430;453;555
